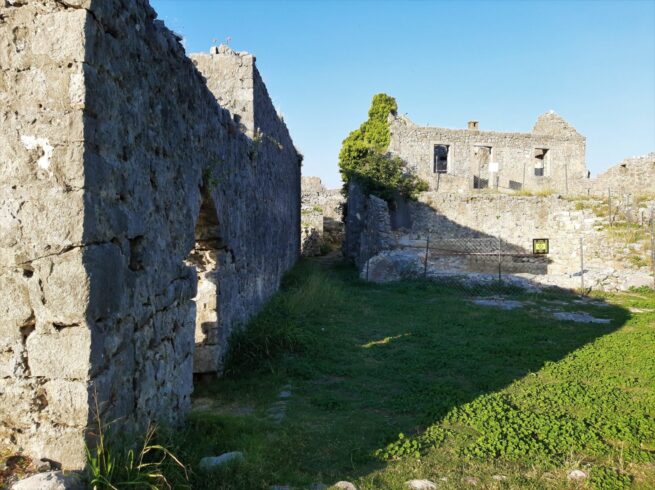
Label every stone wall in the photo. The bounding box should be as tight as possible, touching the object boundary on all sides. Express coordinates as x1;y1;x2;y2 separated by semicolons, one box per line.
342;182;394;267
191;47;301;373
1;0;90;469
0;0;300;469
300;177;344;256
574;153;655;196
346;188;653;291
388;112;587;194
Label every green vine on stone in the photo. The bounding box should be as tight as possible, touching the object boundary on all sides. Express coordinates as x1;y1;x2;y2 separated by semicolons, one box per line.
338;93;427;201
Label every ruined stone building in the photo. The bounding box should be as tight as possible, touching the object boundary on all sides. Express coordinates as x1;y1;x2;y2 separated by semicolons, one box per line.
344;105;653;293
300;177;344;256
388;111;588;193
580;152;655;196
1;0;300;470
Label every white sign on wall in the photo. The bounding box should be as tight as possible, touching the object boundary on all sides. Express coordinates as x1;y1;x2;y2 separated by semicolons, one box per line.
489;162;499;173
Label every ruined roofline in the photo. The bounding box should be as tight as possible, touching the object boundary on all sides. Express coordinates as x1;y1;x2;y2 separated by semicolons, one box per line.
592;151;655;178
391;111;585;142
190;45;300;156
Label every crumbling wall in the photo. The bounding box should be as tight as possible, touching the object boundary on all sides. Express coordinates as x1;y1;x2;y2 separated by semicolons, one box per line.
343;182;394;267
191;47;301;372
347;187;653;291
388;112;587;194
575;153;655;196
1;0;300;469
300;177;344;256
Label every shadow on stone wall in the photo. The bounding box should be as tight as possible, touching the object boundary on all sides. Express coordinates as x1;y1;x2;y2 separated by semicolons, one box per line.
347;189;551;283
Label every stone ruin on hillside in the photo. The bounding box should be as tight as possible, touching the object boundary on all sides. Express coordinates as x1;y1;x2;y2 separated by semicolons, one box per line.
0;0;300;470
345;105;655;291
389;111;588;194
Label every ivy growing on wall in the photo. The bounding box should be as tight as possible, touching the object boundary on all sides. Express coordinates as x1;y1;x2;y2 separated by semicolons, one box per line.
338;93;427;201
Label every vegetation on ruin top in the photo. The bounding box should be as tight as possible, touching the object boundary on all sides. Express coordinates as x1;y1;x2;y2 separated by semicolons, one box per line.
156;261;654;489
339;94;427;201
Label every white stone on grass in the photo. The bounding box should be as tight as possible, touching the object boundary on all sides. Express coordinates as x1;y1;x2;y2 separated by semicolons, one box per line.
553;311;610;324
333;482;357;490
406;479;437;489
198;451;244;471
12;471;83;490
567;469;588;480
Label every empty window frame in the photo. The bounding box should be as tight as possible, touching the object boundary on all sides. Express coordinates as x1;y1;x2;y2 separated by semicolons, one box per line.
433;144;449;173
534;148;548;177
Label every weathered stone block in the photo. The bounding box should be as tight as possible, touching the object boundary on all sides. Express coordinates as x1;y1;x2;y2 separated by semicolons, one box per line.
26;328;91;380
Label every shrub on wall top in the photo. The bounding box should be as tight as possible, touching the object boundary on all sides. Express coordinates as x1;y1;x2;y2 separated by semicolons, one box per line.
338;93;427;201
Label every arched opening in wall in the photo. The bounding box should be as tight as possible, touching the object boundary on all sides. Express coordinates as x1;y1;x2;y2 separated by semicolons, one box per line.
186;190;222;380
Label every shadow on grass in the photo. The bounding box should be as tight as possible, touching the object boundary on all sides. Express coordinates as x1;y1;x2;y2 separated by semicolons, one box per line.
176;260;639;489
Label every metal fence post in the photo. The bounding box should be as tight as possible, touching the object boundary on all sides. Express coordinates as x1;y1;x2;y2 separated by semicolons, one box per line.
497;235;502;283
424;231;430;278
579;237;585;293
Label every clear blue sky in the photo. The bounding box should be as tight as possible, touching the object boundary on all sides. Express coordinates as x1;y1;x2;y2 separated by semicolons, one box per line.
151;0;655;188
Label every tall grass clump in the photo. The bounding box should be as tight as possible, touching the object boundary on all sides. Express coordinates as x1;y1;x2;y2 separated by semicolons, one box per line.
224;262;345;376
86;398;188;489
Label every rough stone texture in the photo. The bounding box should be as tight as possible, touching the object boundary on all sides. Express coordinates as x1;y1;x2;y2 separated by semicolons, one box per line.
11;471;84;490
343;181;368;263
343;182;394;268
576;153;655;196
1;0;299;470
301;177;344;256
362;250;423;283
348;190;653;291
0;0;90;469
191;46;301;373
388;111;587;194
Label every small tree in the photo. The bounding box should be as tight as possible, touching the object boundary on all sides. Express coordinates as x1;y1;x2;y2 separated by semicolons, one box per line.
338;94;427;201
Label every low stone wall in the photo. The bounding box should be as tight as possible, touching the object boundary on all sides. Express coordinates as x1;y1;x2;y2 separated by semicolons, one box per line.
1;0;299;469
345;185;653;291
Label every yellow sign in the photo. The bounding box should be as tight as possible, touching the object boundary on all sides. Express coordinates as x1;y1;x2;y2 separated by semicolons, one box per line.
533;238;549;255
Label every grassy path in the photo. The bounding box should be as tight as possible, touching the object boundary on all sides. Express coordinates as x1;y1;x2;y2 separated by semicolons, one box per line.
175;261;655;489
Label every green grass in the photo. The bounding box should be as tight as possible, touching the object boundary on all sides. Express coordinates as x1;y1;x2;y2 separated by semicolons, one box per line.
514;189;556;197
173;261;655;489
